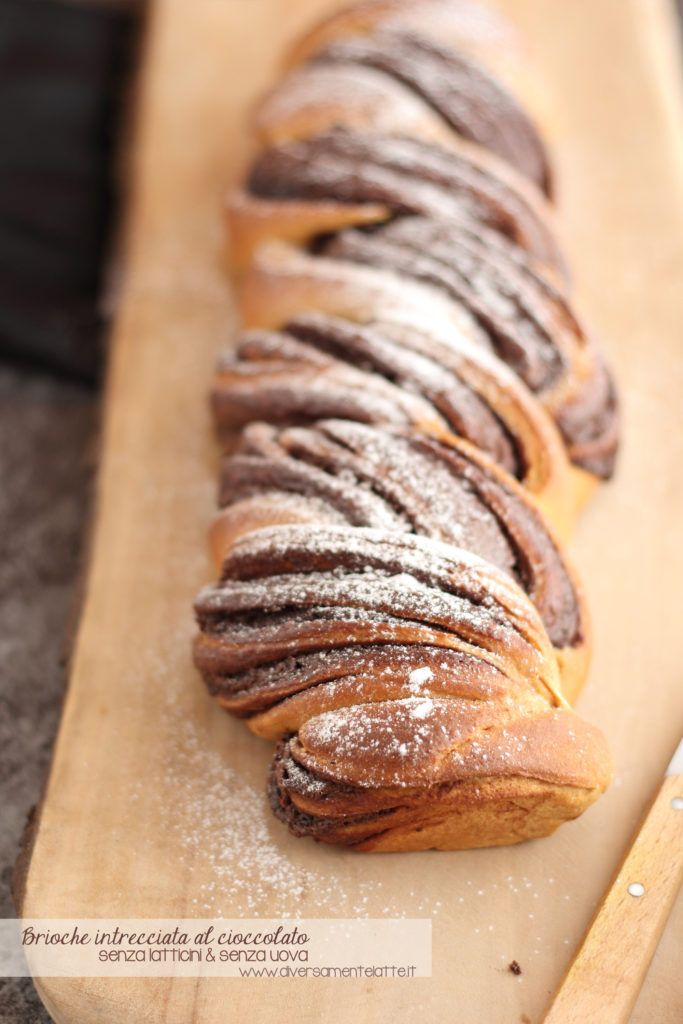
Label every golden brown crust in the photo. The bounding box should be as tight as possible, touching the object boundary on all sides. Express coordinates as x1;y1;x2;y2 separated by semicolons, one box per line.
254;62;457;150
284;0;526;72
270;763;611;852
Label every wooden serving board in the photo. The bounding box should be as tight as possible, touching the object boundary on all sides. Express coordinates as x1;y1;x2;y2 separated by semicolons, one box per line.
19;1;683;1021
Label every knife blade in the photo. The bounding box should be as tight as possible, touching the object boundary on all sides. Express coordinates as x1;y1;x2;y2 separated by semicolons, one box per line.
541;735;683;1024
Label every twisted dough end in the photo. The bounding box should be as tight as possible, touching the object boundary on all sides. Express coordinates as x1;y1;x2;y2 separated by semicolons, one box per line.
269;704;612;852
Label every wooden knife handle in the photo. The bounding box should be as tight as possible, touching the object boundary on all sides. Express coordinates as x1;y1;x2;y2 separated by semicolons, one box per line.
541;774;683;1024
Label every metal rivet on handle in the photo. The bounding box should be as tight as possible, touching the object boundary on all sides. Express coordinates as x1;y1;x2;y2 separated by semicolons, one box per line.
627;883;645;897
671;797;683;811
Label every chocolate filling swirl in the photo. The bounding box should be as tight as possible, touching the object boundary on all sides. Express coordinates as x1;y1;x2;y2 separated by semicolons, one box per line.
248;127;564;274
322;219;618;476
212;312;523;478
219;419;582;650
313;28;552;195
194;524;562;717
246;128;617;476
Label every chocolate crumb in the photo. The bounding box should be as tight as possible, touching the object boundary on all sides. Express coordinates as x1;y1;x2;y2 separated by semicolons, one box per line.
509;960;522;975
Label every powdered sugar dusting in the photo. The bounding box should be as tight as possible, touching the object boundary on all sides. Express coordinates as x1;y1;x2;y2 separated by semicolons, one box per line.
408;665;434;692
124;698;452;917
410;698;434;720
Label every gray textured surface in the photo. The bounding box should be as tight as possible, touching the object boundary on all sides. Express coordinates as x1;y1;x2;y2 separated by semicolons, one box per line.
0;365;98;1023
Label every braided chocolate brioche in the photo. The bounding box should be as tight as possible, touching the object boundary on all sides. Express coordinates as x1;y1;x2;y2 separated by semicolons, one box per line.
193;0;617;851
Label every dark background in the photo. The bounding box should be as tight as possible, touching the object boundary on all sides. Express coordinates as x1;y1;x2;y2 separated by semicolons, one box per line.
0;2;138;1019
0;1;681;1021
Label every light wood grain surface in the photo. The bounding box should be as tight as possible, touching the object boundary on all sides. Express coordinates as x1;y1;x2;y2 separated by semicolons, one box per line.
541;774;683;1023
20;1;683;1022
